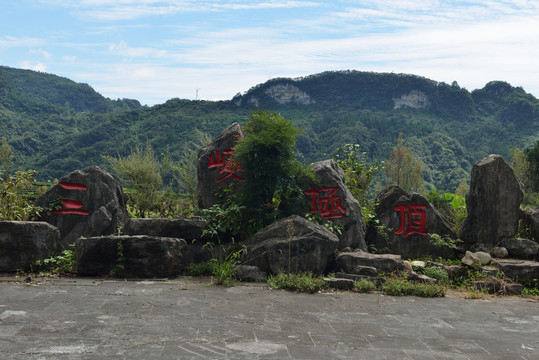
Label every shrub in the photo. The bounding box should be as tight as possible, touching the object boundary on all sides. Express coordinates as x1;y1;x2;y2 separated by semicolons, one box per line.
423;266;449;283
381;277;445;297
353;279;376;293
0;170;44;221
267;272;329;294
187;262;214;276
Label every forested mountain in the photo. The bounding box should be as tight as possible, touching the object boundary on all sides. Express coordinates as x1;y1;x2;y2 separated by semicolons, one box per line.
1;67;538;192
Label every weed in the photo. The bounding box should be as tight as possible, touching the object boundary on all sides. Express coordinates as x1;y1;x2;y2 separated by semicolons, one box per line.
428;233;462;249
34;244;75;274
380;275;445;297
423;266;449;283
109;241;126;277
353;279;376;293
304;211;344;236
267;272;329;294
187;262;214;277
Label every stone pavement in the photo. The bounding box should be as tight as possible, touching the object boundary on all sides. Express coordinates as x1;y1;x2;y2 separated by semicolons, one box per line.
0;276;538;360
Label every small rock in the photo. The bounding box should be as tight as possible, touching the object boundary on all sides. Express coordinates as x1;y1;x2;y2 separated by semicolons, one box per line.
461;251;481;267
410;260;426;268
475;251;492;265
407;271;437;283
403;260;413;272
490;247;508;258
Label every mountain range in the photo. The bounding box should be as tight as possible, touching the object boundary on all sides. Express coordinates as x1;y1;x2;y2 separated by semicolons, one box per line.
1;65;537;193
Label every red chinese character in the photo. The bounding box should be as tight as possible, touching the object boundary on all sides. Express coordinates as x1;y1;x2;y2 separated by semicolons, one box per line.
393;204;427;238
305;186;346;219
208;148;245;183
52;182;90;216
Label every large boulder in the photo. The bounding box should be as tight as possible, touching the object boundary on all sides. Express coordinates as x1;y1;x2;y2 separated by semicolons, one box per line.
366;186;457;259
244;215;339;275
197;123;244;209
36;166;129;246
302;159;367;249
0;221;61;272
500;238;538;260
74;235;186;277
335;251;404;275
459;155;524;249
491;259;539;286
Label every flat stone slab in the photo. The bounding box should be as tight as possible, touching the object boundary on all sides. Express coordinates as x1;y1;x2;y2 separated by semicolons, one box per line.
491;258;539;286
0;276;538;360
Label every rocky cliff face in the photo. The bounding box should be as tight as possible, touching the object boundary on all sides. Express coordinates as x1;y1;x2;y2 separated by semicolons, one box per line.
393;90;429;109
264;84;314;105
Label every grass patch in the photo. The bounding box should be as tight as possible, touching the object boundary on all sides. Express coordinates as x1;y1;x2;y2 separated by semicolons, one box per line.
267;273;329;294
187;262;214;277
353;279;376;293
381;277;445;297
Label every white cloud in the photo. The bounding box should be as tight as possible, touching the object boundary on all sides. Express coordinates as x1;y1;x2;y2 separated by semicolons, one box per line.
0;36;41;50
39;0;321;21
30;48;53;59
108;40;167;59
19;61;48;72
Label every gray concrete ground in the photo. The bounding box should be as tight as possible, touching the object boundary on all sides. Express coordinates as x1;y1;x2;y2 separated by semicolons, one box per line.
0;276;538;360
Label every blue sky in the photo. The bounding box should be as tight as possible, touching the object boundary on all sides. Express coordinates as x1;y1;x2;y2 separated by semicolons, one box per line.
1;0;538;106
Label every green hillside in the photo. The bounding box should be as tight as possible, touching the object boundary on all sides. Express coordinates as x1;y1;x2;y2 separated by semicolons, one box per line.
1;67;538;192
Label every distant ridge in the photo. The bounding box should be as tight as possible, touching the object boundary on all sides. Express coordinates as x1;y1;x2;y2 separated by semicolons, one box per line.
1;66;537;192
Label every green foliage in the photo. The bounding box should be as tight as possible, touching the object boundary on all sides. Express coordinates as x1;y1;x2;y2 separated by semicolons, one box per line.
422;266;449;283
383;133;423;193
353;279;376;293
35;244;75;274
0;170;44;221
304;211;344;236
380;275;445;297
200;197;248;240
234;110;315;230
187;261;214;276
109;241;126;277
267;272;329;293
2;67;538;196
426;190;467;233
428;233;462;250
0;136;14;176
333;143;383;201
332;143;383;225
104;142;164;217
168;129;212;208
526;140;539;192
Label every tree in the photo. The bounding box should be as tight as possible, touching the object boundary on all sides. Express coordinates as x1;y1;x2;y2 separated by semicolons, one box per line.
525;140;539;192
333;143;382;209
510;146;534;191
0;137;14;178
104;142;163;217
383;133;423;193
234;110;313;229
170;129;212;208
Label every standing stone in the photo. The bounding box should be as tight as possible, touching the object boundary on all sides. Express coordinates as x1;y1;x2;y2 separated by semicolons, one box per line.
197;123;244;209
36;166;129;246
459;155;524;249
0;221;61;272
366;186;457;259
302;159;367;249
